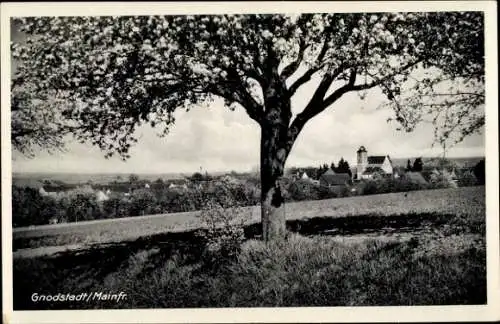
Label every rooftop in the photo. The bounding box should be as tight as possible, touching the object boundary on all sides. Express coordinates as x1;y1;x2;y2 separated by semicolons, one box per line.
367;156;387;165
320;172;350;186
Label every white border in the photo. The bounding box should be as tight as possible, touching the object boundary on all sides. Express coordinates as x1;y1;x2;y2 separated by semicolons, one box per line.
1;2;499;323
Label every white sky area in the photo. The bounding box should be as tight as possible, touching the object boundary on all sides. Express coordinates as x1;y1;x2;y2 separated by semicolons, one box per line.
10;20;485;174
12;84;485;174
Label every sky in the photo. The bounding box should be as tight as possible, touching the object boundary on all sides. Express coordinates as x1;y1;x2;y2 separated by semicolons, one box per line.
9;18;485;175
11;87;485;174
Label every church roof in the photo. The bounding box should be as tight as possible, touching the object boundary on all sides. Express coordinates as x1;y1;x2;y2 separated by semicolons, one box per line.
367;156;387;165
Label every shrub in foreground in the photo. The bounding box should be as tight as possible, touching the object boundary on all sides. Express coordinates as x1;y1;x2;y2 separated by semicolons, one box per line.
195;182;247;270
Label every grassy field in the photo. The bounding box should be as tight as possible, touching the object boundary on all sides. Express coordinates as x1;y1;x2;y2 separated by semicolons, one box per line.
14;186;485;252
13;186;486;308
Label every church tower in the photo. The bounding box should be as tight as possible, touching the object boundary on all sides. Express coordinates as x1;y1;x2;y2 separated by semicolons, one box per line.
357;146;368;179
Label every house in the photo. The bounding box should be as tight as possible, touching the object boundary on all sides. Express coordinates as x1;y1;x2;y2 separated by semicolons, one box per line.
39;186;49;196
96;190;110;202
403;172;429;185
290;170;311;182
319;169;350;188
38;185;61;198
355;146;393;180
169;182;189;190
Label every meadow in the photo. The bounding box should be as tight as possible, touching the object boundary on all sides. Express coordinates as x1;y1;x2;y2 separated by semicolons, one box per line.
14;186;484;253
13;186;486;308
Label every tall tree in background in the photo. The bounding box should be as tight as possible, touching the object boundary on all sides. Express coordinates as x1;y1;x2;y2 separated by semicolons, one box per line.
406;159;413;172
412;157;424;172
337;158;346;173
11;13;484;241
337;158;352;177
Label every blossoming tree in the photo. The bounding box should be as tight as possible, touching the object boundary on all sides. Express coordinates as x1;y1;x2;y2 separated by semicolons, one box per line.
11;12;484;241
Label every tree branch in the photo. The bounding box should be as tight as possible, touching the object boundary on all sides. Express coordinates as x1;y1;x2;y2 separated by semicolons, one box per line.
280;38;307;80
419;92;485;98
306;65;347;112
286;36;331;97
287;60;423;146
287;66;322;98
243;69;267;89
208;80;264;125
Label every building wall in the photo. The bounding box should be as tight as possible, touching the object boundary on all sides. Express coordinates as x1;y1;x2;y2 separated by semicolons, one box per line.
360;173;373;180
357;151;368;179
380;157;393;174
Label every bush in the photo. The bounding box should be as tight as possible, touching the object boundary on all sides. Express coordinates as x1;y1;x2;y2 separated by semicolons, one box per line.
65;186;102;222
102;195;131;218
39;196;59;224
336;185;352;198
392;178;427;192
129;188;157;216
12;187;65;226
359;180;380;195
457;173;478;187
243;181;261;205
12;187;43;227
287;179;320;201
428;174;458;190
356;177;431;196
163;189;196;213
195;182;247;270
317;185;338;199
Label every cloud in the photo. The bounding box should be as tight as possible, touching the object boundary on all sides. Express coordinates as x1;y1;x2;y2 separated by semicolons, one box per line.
11;69;485;174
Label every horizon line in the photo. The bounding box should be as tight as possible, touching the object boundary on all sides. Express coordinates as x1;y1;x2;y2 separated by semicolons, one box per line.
12;154;485;176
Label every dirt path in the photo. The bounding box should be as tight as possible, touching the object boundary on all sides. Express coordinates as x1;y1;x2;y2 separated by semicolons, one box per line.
13;244;87;259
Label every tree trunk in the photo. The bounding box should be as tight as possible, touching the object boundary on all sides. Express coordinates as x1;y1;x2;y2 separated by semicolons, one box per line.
260;126;287;242
260;78;293;242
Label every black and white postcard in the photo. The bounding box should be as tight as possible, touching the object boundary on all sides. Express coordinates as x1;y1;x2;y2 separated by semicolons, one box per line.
1;1;499;323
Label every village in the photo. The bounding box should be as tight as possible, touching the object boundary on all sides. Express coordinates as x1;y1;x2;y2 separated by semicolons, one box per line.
289;145;479;190
12;145;484;227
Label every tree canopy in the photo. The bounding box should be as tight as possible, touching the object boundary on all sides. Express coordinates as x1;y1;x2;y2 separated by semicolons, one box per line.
11;12;485;240
11;12;485;159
